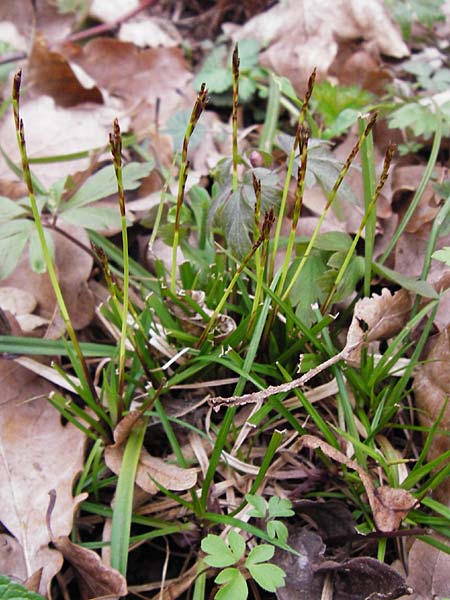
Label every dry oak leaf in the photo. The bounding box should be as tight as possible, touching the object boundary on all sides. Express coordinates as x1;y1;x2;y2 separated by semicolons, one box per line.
105;412;197;495
52;536;127;600
300;435;417;532
344;288;413;367
413;325;450;505
225;0;408;94
0;360;87;597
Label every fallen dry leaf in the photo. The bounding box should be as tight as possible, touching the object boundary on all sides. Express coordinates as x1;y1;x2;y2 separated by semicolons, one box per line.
0;286;48;333
401;536;450;599
105;412;197;495
27;35;103;108
274;528;326;599
343;288;413;366
0;95;123;188
318;556;412;600
225;0;408;93
0;360;86;597
300;435;417;532
52;535;127;600
294;499;357;541
62;39;194;130
391;165;442;234
275;526;410;600
413;326;450;505
1;223;95;333
119;16;182;48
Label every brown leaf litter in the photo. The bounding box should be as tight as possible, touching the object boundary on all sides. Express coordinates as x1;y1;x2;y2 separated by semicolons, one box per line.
0;360;86;596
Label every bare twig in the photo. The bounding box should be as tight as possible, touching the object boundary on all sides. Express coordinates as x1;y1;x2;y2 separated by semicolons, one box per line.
208;350;348;410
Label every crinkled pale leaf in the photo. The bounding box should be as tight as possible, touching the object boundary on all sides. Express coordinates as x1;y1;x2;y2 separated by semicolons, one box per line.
0;361;86;597
344;288;413;366
52;536;127;599
61;161;154;212
119;16;182;48
300;435;416;531
0;287;36;316
226;0;408;94
0;575;45;600
105;440;197;495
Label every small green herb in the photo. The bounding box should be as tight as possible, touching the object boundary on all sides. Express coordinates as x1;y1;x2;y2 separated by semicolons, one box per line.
201;530;286;599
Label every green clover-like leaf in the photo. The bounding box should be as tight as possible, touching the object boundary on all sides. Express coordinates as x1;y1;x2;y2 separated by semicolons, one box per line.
246;494;268;519
214;567;248;600
266;520;289;544
268;496;294;518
